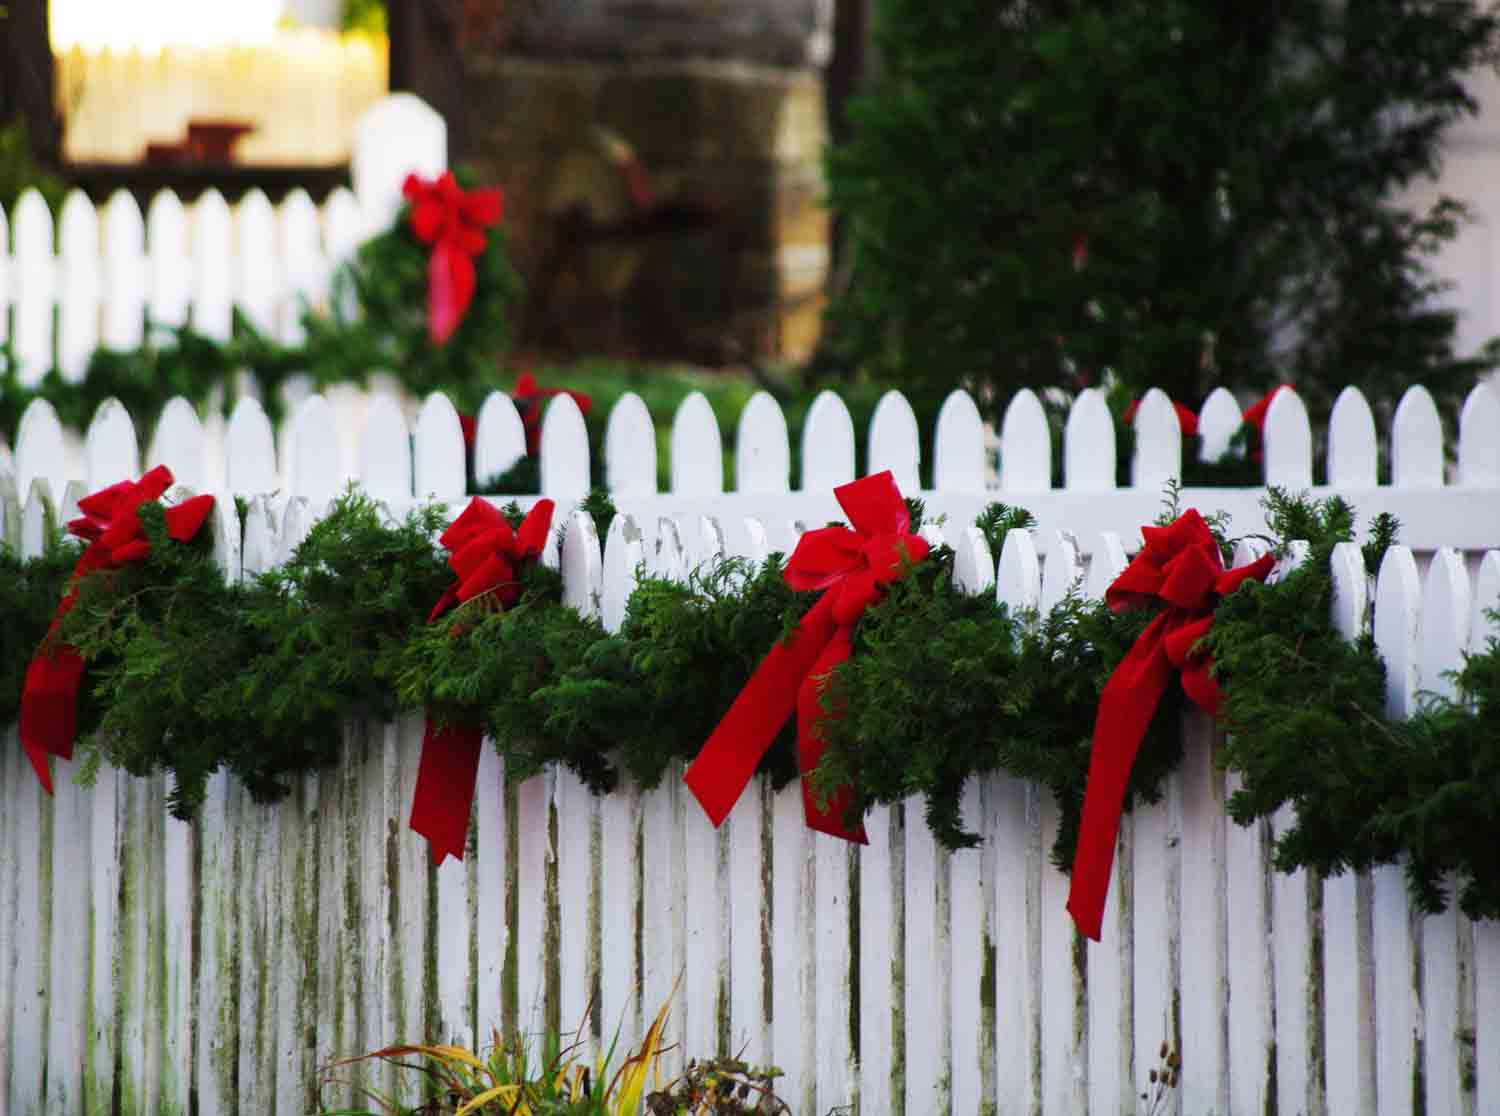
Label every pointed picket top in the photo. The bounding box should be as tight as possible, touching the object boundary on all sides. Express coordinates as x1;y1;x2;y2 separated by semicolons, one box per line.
288;394;342;504
1328;542;1369;641
1040;530;1084;614
1131;387;1182;489
1420;548;1470;702
240;494;279;579
361;393;413;501
996;528;1041;614
932;389;987;492
560;509;603;620
1470;551;1500;649
473;390;527;488
1196;387;1242;463
1263;385;1313;490
102;189;146;350
209;497;242;585
15;398;68;501
540;392;590;499
670;391;724;497
951;525;996;597
867;389;921;493
654;516;687;582
413;392;464;499
1391;384;1444;488
999;388;1052;491
13;188;56;385
736;390;791;494
601;392;657;495
192;190;234;340
21;476;58;558
1457;382;1500;486
146;190;190;329
85;398;140;490
236;189;279;336
800;389;856;490
1373;545;1422;719
147;397;205;491
353;92;447;235
225;396;278;495
1327;386;1378;488
1064;388;1115;491
1086;532;1130;600
601;513;645;634
279;189;325;342
57;190;102;383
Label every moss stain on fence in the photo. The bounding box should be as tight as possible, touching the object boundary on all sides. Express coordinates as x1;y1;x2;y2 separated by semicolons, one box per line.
978;932;997;1116
503;779;520;1036
545;792;562;1042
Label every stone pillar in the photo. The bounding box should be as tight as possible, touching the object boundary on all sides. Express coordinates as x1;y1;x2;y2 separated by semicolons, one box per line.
461;0;833;362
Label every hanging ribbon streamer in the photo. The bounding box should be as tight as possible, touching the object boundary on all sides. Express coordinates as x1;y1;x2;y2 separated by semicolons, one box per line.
684;470;929;843
20;465;215;793
411;497;554;865
402;171;504;346
1067;509;1275;940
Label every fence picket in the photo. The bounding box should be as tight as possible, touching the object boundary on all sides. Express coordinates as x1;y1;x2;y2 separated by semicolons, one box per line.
191;191;234;341
800;390;856;490
101;190;146;351
1264;386;1313;490
236;190;280;340
57;191;101;384
995;527;1039;611
1393;385;1446;489
602;393;656;495
540;394;590;500
1459;382;1500;486
735;390;791;493
670;392;724;497
467;391;522;491
145;191;189;330
147;396;205;490
868;389;921;492
278;189;324;346
1329;386;1380;488
772;780;814;1114
16;399;69;502
1065;388;1116;491
414;392;464;500
85;398;140;489
361;393;412;502
13;190;54;387
933;388;987;492
1000;388;1051;492
225;396;278;496
1040;530;1083;614
0;202;9;348
289;394;342;504
1131;387;1183;489
1198;386;1242;463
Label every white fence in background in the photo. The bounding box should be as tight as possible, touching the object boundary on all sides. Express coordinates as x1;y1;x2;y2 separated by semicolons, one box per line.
55;32;389;167
2;380;1500;1116
0;91;444;388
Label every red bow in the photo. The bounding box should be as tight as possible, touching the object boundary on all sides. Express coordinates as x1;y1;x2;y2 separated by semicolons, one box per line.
20;465;215;793
403;172;504;346
684;471;929;843
513;372;593;457
1122;397;1200;438
411;497;555;865
1068;510;1275;940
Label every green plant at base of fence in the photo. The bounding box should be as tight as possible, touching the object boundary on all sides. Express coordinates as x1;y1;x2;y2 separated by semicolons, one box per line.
0;173;521;441
10;484;1500;918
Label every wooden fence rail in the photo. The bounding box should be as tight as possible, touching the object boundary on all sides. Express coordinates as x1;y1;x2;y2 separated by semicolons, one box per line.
3;377;1500;1115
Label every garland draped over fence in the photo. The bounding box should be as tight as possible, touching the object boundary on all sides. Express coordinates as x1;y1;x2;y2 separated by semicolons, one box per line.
5;478;1500;933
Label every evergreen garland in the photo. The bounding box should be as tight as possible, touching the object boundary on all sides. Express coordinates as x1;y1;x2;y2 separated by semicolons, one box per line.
5;486;1500;919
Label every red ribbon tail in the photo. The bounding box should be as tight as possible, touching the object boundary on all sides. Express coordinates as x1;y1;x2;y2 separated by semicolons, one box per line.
427;242;464;345
1067;614;1174;940
685;594;838;828
410;718;485;866
796;626;867;843
18;643;86;795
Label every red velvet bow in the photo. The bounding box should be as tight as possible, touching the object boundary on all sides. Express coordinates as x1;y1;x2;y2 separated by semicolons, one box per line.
403;172;504;346
20;465;215;793
684;471;929;843
411;497;555;865
1122;397;1200;438
1067;509;1275;940
513;372;593;457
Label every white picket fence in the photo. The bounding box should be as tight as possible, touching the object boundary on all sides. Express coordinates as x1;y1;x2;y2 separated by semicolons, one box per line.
0;90;446;388
2;379;1500;1116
